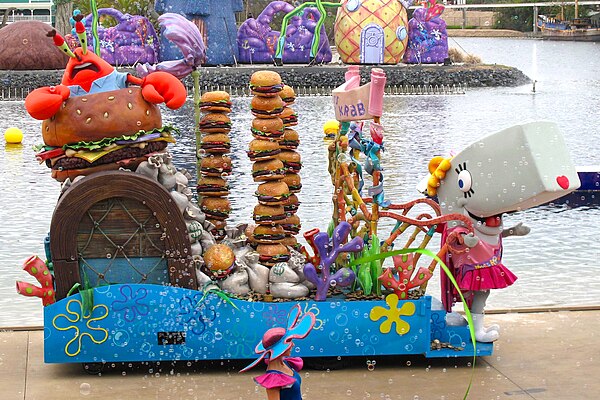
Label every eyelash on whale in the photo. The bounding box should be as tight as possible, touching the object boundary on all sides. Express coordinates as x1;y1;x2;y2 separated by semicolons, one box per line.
455;162;475;198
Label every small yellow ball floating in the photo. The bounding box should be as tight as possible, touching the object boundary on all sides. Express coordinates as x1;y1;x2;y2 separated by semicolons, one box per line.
323;119;339;134
4;127;23;144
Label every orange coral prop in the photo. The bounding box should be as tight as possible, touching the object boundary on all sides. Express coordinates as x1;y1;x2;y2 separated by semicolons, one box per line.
16;255;55;306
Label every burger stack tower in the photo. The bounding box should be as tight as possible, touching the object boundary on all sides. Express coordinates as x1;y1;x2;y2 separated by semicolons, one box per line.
278;85;302;252
248;71;302;267
197;91;234;241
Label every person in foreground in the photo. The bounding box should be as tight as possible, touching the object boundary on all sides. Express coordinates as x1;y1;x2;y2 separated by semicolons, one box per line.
240;304;316;400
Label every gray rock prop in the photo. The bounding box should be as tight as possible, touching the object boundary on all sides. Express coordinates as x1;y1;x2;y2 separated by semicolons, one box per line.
269;250;310;299
135;152;217;280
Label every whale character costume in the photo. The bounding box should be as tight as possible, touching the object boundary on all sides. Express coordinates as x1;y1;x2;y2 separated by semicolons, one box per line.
426;121;580;342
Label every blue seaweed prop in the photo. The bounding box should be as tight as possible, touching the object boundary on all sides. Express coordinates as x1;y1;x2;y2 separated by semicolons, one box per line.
304;222;364;301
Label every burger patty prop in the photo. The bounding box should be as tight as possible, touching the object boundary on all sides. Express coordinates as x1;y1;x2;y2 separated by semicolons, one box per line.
199;113;232;133
200;155;232;177
252;159;286;182
256;243;290;266
197;91;234;241
255;181;291;206
197;176;230;197
248;139;281;161
25;28;187;182
279;85;296;106
280;129;299;150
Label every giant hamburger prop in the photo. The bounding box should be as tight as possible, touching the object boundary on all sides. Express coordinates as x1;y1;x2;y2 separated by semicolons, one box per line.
256;243;290;266
203;243;236;279
25;28;186;182
250;70;284;97
199;91;232;113
36;88;177;181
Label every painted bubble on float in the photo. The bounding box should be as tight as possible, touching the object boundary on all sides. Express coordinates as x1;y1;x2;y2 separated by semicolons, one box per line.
236;1;332;64
155;0;243;66
64;9;159;66
403;1;449;64
334;0;413;64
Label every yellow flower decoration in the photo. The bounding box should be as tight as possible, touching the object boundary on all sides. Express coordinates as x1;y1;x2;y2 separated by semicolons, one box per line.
52;299;109;357
426;156;452;197
369;294;416;335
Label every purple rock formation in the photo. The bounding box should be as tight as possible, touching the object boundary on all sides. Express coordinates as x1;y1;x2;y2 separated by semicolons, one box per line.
65;9;159;66
237;1;332;64
403;8;448;64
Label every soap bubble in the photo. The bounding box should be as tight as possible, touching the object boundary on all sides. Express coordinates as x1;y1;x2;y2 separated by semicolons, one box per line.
80;383;91;395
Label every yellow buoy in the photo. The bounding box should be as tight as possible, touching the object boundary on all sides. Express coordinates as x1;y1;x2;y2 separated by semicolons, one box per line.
323;119;339;140
4;127;23;144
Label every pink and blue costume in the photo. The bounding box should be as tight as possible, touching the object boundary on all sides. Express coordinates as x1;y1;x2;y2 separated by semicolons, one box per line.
254;357;303;400
240;304;316;400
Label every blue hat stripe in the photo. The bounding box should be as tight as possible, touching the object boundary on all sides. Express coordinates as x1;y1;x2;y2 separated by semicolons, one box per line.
286;313;316;340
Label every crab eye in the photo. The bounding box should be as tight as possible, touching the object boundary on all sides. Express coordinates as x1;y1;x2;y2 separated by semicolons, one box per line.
457;170;472;192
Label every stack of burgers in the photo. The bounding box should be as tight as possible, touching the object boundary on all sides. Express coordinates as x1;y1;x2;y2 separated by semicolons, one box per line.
196;91;233;241
248;71;291;267
278;85;302;252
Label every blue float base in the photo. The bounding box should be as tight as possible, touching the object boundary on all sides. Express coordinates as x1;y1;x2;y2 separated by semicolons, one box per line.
43;284;492;364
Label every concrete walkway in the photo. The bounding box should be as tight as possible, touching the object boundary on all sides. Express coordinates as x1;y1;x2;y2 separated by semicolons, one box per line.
1;310;597;399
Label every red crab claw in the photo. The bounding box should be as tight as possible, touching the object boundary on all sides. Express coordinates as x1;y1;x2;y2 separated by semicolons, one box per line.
25;85;71;120
140;71;187;109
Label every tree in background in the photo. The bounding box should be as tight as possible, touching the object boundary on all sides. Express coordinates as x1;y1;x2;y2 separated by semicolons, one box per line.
492;0;534;31
492;0;596;32
54;0;74;34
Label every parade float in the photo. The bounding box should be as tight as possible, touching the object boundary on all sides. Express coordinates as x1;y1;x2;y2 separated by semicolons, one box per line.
15;9;581;374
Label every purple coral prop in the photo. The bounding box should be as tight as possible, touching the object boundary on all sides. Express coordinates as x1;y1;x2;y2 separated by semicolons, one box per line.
303;222;364;301
136;13;206;79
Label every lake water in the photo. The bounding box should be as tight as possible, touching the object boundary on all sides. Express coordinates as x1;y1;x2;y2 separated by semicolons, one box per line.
1;38;599;327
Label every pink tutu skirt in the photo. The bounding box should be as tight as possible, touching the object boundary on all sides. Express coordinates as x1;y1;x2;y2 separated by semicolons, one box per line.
457;264;518;292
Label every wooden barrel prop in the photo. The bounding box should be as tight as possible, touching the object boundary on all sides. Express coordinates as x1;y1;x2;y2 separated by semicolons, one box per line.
50;171;197;300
